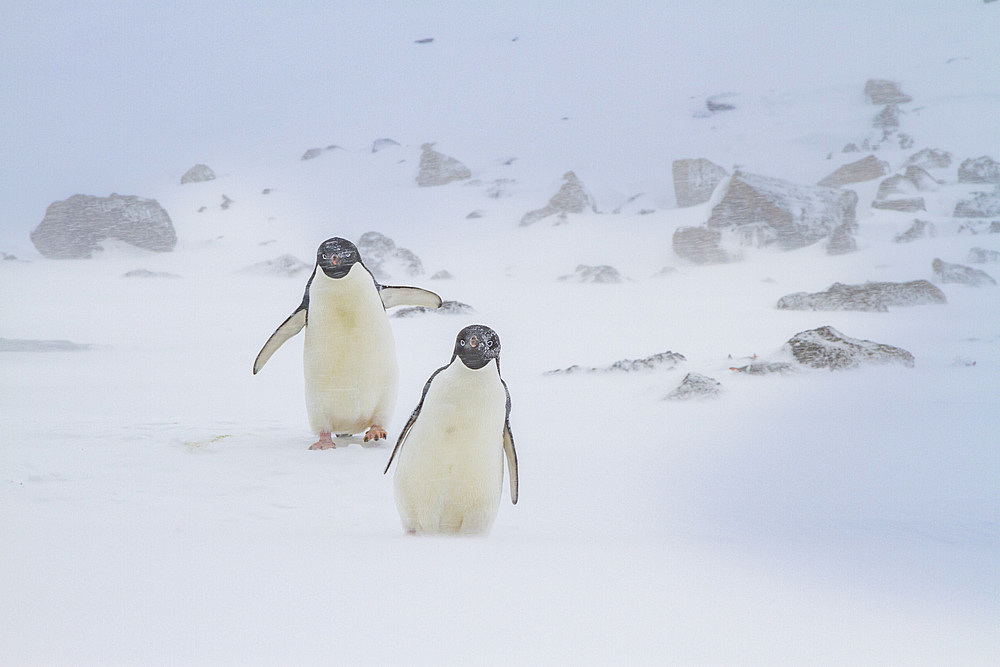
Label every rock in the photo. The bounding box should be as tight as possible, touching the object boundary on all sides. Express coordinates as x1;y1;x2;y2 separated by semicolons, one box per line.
665;372;721;400
241;254;311;277
546;351;686;375
558;264;623;283
371;138;401;153
465;210;484;219
777;280;946;312
30;193;177;259
414;37;434;44
301;148;323;160
877;167;939;199
932;258;996;286
874;104;900;130
826;222;858;255
864;79;912;105
220;194;233;211
121;269;181;278
485;179;516;199
817;155;890;187
430;270;454;280
968;247;1000;263
729;361;796;375
357;231;424;281
519;171;597;226
0;338;91;352
871;197;926;213
893;219;935;243
672;226;731;264
958;156;1000;184
262;188;273;195
957;220;1000;235
954;188;1000;218
672;158;728;207
416;143;471;187
903;166;940;190
391;300;473;319
705;171;858;254
785;326;915;370
904;148;953;170
705;94;737;112
2;252;18;261
180;164;216;184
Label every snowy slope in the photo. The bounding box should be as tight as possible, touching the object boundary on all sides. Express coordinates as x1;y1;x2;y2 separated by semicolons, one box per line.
3;2;1000;664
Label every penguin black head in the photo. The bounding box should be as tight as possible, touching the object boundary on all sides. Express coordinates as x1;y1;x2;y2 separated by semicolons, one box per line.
453;324;501;370
316;237;362;279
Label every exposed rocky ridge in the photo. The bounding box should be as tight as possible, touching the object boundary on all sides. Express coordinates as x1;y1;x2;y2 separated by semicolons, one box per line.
520;171;597;226
777;280;946;312
31;194;176;259
545;351;686;375
672;158;727;207
665;372;721;400
932;258;996;286
785;326;915;370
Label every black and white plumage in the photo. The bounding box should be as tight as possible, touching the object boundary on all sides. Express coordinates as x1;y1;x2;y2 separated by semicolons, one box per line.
385;324;518;534
253;237;441;448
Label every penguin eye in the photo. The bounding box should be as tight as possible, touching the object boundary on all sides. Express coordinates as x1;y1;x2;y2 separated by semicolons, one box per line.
485;340;493;349
459;339;466;347
321;253;328;260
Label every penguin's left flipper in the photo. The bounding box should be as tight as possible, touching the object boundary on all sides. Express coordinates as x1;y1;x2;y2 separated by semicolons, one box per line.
502;382;518;505
379;285;443;309
253;308;306;374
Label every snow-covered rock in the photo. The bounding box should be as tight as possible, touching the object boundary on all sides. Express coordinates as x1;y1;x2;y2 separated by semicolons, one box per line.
301;148;323;161
121;269;181;279
871;197;926;213
0;337;92;352
968;247;1000;263
785;326;915;370
672;158;727;207
672;226;731;264
519;171;596;226
958;156;1000;184
953;188;1000;218
416;143;471;187
864;79;912;105
704;171;858;254
371;138;400;153
30;193;176;259
876;167;938;200
904;148;953;170
390;300;473;318
665;372;721;400
873;104;900;130
817;155;889;187
932;258;997;287
729;361;796;375
357;231;424;281
240;254;311;277
546;351;685;375
180;164;216;184
557;264;623;283
893;219;935;243
777;280;946;312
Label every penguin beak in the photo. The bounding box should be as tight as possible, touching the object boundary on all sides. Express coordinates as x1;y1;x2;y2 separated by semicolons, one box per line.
331;257;339;265
469;336;479;348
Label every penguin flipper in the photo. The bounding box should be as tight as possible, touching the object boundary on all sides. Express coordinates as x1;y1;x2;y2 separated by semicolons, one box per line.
384;364;447;474
502;381;518;504
379;285;443;309
253;308;306;374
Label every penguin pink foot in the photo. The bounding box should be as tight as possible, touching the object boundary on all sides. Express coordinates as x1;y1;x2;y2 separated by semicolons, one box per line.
309;432;336;450
363;425;387;442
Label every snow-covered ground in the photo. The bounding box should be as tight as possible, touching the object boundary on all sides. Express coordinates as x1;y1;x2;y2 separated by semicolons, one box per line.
2;2;999;664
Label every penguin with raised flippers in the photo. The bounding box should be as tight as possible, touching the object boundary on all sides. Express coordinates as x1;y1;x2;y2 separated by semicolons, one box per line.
253;237;441;449
385;324;518;535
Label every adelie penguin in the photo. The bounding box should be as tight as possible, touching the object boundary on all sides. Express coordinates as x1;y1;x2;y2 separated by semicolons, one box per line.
385;324;518;535
253;237;442;449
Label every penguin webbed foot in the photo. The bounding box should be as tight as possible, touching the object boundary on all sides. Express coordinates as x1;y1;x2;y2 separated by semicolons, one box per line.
309;432;337;450
363;425;387;442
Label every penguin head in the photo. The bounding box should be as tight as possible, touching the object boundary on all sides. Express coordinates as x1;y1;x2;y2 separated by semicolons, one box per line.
453;324;501;370
316;237;362;279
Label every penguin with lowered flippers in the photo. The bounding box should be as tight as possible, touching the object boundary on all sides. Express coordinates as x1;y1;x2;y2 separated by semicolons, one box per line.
253;237;441;449
385;324;518;535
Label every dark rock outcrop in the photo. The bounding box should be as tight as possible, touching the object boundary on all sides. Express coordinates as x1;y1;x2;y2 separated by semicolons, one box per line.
777;280;946;312
672;158;728;207
180;164;216;184
31;194;176;259
785;326;915;370
416;143;471;187
864;79;912;105
546;351;686;375
665;372;721;400
520;171;596;226
958;156;1000;184
704;171;858;254
932;258;996;286
357;231;424;282
558;265;623;284
817;155;890;187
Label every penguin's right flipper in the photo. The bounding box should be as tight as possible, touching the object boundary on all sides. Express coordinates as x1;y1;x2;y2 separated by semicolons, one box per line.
253;308;306;374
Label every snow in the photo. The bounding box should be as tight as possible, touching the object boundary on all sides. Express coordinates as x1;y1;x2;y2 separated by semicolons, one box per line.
2;2;1000;664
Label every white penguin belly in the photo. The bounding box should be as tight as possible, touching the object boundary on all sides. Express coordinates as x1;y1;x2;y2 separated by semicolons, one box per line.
303;266;398;434
393;362;507;534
